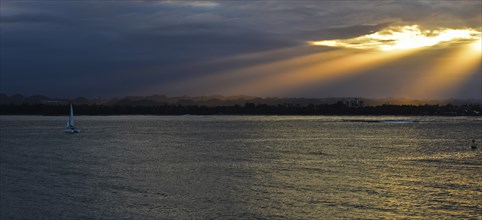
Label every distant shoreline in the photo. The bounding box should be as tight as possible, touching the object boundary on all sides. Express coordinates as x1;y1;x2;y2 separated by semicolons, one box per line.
1;103;480;116
2;114;482;117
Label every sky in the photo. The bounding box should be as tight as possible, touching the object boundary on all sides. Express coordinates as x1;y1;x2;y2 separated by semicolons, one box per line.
1;0;481;99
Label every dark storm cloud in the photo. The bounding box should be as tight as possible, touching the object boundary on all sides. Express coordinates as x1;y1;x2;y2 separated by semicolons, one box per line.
1;13;71;25
1;0;480;98
300;23;393;41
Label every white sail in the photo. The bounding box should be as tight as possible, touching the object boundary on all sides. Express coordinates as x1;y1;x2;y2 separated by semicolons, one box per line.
64;103;80;133
69;103;74;127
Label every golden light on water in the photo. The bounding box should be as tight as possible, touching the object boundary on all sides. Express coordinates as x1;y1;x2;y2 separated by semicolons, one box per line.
310;25;481;51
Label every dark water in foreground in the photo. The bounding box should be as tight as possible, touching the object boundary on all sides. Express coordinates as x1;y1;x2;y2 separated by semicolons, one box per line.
1;116;481;219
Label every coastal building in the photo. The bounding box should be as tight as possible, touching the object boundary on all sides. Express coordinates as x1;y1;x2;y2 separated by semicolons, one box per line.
342;98;364;108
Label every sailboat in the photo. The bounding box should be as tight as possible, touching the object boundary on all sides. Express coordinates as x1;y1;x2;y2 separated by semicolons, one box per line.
64;103;80;133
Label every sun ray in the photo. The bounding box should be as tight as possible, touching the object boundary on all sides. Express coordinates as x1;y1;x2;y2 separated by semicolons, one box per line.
403;41;482;98
157;48;355;95
226;48;418;96
142;25;481;97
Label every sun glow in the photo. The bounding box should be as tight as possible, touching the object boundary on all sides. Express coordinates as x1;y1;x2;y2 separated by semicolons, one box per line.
310;25;481;51
151;26;481;98
469;39;481;52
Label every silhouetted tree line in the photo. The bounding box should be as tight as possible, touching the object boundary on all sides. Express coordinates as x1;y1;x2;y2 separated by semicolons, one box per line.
0;103;480;116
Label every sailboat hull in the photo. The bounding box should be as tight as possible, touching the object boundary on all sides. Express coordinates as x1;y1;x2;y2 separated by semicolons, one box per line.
64;128;80;133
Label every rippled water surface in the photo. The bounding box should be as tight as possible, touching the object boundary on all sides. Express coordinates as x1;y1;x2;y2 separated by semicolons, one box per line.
1;116;481;219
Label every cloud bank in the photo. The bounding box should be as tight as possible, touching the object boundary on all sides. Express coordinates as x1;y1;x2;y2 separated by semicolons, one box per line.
1;0;481;98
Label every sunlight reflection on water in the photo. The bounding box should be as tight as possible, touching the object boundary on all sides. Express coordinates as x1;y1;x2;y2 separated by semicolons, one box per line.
1;116;481;219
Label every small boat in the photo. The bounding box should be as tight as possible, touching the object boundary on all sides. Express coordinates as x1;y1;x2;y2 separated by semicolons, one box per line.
64;103;80;133
471;139;477;150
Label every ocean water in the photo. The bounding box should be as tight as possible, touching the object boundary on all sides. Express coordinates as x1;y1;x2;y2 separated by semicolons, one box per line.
1;115;481;219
